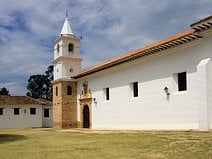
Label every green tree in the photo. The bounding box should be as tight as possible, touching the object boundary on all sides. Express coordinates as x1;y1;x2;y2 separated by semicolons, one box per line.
44;65;53;100
45;65;53;81
26;65;53;100
0;87;10;96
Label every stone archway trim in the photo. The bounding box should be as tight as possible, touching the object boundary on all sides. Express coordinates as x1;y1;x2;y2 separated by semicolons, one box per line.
79;97;92;128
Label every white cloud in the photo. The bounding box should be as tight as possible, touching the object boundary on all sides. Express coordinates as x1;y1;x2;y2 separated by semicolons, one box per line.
0;0;211;95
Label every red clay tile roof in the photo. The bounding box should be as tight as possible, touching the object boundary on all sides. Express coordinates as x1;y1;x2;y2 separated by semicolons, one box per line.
0;96;43;105
72;15;211;79
190;15;212;27
73;29;197;78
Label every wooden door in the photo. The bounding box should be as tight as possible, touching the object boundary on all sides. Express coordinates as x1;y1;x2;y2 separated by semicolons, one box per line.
83;105;90;128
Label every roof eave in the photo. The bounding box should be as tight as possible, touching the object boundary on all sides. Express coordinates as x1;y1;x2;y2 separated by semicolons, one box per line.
73;30;201;79
190;16;212;32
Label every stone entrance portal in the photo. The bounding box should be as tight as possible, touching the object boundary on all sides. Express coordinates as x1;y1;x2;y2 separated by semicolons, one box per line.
79;81;92;128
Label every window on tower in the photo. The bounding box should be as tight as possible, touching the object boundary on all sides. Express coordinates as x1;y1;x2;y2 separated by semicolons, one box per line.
56;86;58;96
57;44;60;53
67;85;72;95
68;43;74;52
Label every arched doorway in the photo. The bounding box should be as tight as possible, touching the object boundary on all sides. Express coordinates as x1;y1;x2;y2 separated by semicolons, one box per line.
83;105;90;128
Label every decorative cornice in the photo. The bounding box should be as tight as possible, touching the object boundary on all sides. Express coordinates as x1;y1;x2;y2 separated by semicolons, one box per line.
52;56;82;64
52;78;77;84
53;35;81;45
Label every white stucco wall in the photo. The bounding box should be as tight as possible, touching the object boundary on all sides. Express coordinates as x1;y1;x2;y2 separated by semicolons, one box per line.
62;59;82;78
54;62;62;80
42;106;53;128
77;34;212;130
0;105;42;128
206;59;212;129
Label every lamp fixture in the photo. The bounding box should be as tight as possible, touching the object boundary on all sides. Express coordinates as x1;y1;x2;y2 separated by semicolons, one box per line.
93;98;97;104
164;87;170;95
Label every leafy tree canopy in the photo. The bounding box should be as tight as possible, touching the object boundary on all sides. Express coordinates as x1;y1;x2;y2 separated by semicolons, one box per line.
0;87;10;96
26;65;53;100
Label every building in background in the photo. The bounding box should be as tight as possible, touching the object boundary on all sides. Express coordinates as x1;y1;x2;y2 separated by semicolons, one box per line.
0;96;52;128
52;15;212;130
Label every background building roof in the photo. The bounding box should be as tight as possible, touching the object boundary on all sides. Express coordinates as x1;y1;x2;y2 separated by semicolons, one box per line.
0;96;49;105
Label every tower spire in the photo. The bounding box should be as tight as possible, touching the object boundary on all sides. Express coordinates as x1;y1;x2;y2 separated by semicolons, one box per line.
60;10;74;36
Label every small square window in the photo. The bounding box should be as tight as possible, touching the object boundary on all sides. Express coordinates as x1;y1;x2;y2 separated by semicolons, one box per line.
14;108;20;115
44;109;49;117
30;108;36;115
0;108;3;115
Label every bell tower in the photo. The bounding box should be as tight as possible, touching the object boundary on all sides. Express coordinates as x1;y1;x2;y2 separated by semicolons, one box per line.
52;12;81;129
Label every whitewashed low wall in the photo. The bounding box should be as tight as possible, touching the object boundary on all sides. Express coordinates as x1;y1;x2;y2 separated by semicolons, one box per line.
0;105;42;128
0;104;53;128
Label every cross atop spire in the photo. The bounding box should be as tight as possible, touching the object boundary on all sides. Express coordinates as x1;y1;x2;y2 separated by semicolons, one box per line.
60;10;74;36
66;10;69;18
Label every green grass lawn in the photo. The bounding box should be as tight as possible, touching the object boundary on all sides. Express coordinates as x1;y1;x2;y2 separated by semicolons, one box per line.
0;129;211;159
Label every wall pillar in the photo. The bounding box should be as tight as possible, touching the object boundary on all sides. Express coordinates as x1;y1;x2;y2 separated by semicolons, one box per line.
197;58;211;130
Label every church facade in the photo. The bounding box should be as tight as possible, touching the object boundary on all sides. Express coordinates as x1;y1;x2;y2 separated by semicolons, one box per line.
52;15;212;131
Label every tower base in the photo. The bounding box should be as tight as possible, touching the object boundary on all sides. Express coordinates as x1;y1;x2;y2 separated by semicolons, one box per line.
53;79;78;129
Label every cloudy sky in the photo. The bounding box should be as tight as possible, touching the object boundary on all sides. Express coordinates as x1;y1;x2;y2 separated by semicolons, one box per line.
0;0;211;95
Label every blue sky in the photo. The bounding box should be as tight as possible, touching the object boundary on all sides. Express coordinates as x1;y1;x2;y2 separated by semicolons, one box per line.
0;0;211;95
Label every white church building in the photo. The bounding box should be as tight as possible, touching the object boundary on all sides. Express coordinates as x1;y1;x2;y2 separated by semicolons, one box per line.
52;15;212;131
